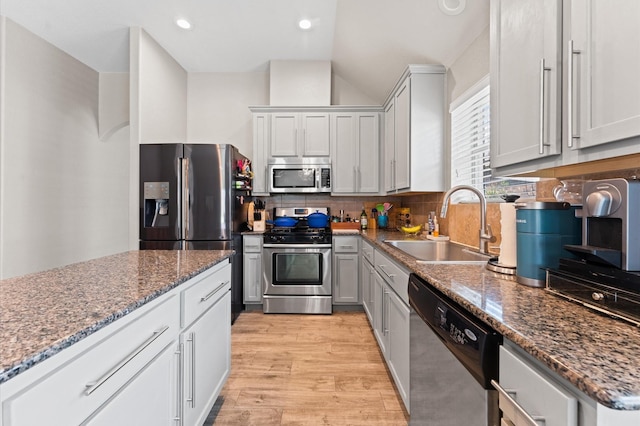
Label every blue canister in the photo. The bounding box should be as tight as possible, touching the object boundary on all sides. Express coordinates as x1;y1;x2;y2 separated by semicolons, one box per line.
515;202;582;287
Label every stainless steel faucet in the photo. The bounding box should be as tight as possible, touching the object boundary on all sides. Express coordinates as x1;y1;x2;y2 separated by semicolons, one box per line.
440;185;495;254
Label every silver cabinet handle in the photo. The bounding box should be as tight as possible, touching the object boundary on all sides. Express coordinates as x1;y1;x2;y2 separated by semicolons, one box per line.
339;245;355;249
383;290;389;335
539;58;551;154
187;332;196;407
491;380;546;426
378;265;395;280
245;245;260;250
201;281;230;302
567;40;581;147
173;343;183;423
85;325;170;396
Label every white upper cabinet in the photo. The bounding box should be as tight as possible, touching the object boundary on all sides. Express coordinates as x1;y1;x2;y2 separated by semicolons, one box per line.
490;0;563;169
251;112;270;196
569;0;640;151
491;0;640;176
331;110;381;194
383;65;446;193
270;112;330;158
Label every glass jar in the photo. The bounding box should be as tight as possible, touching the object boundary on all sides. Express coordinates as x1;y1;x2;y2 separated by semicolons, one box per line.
553;179;584;205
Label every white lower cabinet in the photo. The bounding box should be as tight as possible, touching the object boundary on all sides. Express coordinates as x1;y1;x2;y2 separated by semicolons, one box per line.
332;236;361;304
366;241;410;413
181;289;231;426
0;260;232;426
86;342;181;425
361;242;375;323
243;235;263;304
496;340;640;426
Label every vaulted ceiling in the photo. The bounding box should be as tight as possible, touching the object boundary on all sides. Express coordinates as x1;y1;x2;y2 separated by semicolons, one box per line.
1;0;489;103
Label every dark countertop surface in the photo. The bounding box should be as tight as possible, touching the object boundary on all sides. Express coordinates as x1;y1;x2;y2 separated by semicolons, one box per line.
0;250;233;383
361;229;640;411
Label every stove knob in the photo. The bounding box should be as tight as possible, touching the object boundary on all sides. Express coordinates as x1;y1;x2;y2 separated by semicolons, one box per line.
591;292;605;301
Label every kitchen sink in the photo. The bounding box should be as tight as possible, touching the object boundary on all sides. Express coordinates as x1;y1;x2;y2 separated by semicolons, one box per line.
384;239;492;264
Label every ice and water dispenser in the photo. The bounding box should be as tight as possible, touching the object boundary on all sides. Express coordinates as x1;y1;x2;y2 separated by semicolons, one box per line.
143;182;170;228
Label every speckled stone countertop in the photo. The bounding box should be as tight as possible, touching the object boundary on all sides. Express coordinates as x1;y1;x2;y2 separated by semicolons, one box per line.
0;250;233;384
361;229;640;411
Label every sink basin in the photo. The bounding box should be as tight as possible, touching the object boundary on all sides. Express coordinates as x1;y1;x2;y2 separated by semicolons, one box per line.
384;239;491;264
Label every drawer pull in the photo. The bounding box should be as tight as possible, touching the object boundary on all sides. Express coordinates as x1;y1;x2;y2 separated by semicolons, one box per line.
245;245;260;250
491;380;546;426
340;245;355;249
201;281;230;302
85;325;170;396
379;265;395;280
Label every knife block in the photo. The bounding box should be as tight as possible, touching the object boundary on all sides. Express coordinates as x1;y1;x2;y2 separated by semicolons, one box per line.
253;210;266;232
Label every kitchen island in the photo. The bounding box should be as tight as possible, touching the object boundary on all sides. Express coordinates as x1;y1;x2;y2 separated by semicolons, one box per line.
0;249;233;425
361;229;640;418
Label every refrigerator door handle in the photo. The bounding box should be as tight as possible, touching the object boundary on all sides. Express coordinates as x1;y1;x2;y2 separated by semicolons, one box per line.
181;157;190;240
176;157;183;240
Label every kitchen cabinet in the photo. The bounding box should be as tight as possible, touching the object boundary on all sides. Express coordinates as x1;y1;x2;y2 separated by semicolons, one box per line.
372;247;411;412
180;279;231;426
0;292;181;426
498;339;640;426
271;112;330;158
361;239;375;323
243;235;263;304
490;0;563;169
85;342;180;425
383;65;446;193
332;235;360;304
251;112;270;196
0;260;232;426
491;0;640;176
331;111;380;194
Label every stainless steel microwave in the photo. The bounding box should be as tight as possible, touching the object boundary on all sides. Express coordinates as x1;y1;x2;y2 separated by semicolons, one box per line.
267;158;331;193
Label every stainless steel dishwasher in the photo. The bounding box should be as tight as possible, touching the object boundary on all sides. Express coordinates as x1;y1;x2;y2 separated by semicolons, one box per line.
408;273;502;426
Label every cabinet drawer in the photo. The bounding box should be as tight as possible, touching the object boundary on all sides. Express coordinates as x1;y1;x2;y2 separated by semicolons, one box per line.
362;240;374;264
2;294;180;426
182;262;231;328
497;345;577;426
243;236;262;253
333;236;359;253
374;250;409;305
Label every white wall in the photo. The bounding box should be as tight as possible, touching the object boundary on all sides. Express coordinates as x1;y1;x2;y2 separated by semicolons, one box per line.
187;72;269;156
0;18;130;278
447;26;490;103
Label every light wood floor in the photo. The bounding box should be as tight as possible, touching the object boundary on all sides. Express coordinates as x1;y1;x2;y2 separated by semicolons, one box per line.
206;311;409;426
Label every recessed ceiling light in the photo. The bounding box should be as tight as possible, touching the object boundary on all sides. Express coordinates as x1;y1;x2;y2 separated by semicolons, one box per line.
298;19;312;30
176;18;192;30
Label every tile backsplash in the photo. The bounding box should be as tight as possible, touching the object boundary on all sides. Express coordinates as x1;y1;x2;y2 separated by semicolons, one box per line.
254;167;639;254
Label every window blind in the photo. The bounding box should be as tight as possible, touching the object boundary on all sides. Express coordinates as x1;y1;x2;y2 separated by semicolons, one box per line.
450;83;491;202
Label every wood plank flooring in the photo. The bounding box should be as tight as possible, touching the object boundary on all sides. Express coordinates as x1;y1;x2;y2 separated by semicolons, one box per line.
206;311;409;426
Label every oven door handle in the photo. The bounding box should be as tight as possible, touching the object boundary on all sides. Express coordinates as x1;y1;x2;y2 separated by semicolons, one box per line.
263;244;332;249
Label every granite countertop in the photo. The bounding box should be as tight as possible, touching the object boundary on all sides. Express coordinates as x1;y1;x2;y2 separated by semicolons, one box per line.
361;229;640;411
0;250;233;384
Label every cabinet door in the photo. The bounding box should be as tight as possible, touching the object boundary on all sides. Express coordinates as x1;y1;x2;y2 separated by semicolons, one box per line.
243;252;263;303
271;113;299;156
85;342;180;426
394;79;411;191
182;290;231;426
372;274;389;357
331;113;357;193
252;113;270;195
570;0;640;150
333;253;360;304
490;0;562;169
384;101;395;192
356;113;380;193
387;291;410;412
301;113;330;157
361;258;375;325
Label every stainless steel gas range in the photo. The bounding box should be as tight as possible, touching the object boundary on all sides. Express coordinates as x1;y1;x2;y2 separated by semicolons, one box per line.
262;207;332;314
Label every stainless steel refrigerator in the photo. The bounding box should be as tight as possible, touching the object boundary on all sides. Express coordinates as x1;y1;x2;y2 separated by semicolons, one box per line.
139;143;251;324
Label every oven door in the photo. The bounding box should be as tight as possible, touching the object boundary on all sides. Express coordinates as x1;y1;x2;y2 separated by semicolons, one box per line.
263;244;332;296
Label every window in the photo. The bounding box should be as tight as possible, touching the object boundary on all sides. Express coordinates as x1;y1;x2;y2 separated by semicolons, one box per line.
450;76;536;203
